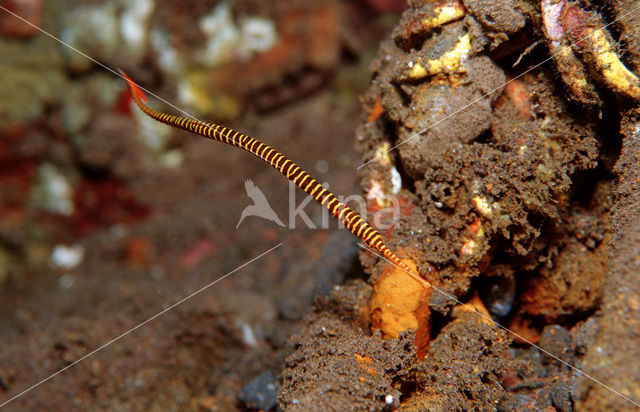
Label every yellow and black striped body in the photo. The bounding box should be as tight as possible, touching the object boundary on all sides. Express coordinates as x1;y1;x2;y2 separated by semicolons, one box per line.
123;73;427;288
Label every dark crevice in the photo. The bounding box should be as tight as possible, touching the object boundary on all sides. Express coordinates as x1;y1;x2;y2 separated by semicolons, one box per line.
568;166;612;205
391;365;422;400
428;310;447;341
390;145;417;193
475;128;494;145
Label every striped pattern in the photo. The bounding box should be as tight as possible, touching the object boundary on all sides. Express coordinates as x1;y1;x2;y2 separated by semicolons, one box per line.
122;72;428;288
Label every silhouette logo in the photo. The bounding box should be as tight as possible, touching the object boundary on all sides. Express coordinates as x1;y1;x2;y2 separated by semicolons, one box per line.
236;180;285;228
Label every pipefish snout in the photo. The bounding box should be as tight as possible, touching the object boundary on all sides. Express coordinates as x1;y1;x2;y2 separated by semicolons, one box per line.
120;71;429;289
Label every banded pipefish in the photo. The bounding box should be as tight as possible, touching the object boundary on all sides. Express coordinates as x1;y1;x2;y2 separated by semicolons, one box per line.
121;71;428;289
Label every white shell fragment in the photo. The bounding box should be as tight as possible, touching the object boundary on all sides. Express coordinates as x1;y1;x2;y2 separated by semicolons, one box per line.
50;244;85;270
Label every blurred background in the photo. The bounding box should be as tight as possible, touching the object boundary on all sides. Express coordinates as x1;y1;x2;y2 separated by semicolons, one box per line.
0;0;405;410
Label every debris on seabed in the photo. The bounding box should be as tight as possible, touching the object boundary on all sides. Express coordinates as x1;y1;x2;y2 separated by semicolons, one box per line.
237;371;279;411
31;163;75;216
197;2;278;68
49;244;85;270
120;0;154;57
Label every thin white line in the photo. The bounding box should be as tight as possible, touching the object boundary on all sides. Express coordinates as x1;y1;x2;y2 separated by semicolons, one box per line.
357;243;640;409
0;5;199;122
0;243;284;408
357;3;640;169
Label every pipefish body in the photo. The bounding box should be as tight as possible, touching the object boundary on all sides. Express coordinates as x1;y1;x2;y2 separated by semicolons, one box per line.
121;71;429;289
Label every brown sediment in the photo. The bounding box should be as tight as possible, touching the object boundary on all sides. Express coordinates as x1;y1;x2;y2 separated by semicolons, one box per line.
280;0;639;409
280;281;511;411
575;109;640;410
